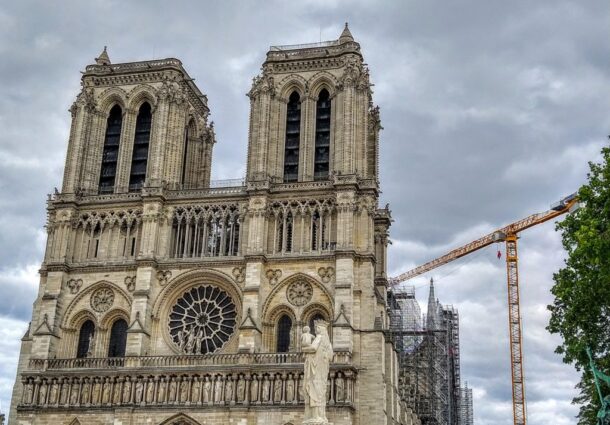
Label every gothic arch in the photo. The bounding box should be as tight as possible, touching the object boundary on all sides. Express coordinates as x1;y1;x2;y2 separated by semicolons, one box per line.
98;87;128;114
301;302;331;324
151;268;242;319
158;413;202;425
261;272;333;323
99;307;130;331
277;74;308;101
61;280;132;329
127;84;158;110
308;71;339;98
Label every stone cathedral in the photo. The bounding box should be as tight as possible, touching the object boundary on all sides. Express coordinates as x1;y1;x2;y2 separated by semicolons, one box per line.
9;25;420;425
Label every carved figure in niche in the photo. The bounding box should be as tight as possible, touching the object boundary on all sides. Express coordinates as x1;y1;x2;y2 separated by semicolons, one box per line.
122;377;132;404
298;377;304;402
191;377;200;403
203;377;211;403
335;374;345;403
274;376;283;403
87;333;95;357
180;378;189;403
92;379;101;404
60;380;68;405
286;376;295;403
24;382;33;404
261;376;270;403
70;381;80;405
214;376;223;403
146;378;155;403
135;379;144;403
38;381;47;405
250;376;259;403
81;379;90;404
49;381;59;405
102;379;111;404
302;320;333;424
112;380;121;405
225;377;234;403
301;326;314;348
158;377;166;403
236;377;245;403
168;377;177;402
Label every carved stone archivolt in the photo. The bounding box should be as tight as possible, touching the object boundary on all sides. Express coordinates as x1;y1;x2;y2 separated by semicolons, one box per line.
20;370;354;409
168;284;237;354
90;287;114;313
287;281;313;307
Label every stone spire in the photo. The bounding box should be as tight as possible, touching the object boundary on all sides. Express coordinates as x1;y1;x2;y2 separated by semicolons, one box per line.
426;277;438;330
95;46;111;65
339;22;354;43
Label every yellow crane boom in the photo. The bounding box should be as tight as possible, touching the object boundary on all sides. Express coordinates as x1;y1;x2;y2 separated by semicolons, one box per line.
389;193;579;425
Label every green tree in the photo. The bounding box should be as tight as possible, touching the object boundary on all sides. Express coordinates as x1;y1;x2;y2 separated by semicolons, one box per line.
548;143;610;424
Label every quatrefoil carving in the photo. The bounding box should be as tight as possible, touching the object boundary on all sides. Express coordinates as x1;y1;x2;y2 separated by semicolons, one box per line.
66;279;83;294
124;276;136;292
265;269;282;286
232;267;245;284
318;267;335;284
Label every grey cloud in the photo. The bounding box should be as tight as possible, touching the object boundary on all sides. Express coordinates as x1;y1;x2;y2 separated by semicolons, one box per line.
1;1;607;423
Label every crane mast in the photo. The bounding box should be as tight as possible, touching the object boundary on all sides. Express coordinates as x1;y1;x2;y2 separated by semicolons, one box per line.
389;193;578;425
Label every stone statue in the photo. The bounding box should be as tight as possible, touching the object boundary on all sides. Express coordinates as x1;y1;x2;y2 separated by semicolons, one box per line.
261;376;270;402
225;377;234;403
302;320;333;424
102;380;111;404
236;377;245;403
286;376;295;403
158;378;166;403
195;328;204;354
203;378;211;403
185;327;196;354
274;376;283;403
146;379;155;403
250;376;259;403
214;377;223;403
301;326;314;348
191;378;201;403
135;379;144;403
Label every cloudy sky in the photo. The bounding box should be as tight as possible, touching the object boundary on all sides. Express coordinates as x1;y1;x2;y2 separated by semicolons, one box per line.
0;1;608;423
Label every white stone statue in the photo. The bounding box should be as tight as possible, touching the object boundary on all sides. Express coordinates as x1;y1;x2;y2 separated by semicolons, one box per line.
302;320;333;425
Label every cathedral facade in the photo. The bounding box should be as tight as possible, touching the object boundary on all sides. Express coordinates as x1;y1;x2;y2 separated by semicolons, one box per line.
9;26;420;425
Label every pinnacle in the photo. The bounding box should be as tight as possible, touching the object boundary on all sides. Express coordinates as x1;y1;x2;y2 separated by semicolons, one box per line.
95;46;111;65
339;22;354;43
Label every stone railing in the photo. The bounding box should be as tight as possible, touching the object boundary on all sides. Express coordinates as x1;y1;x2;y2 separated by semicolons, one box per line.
29;351;352;371
19;367;355;411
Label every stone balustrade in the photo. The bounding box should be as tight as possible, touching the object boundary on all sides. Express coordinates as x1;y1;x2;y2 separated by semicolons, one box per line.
28;351;352;371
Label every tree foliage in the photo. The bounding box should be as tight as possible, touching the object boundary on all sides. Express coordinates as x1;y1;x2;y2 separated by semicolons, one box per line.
548;143;610;424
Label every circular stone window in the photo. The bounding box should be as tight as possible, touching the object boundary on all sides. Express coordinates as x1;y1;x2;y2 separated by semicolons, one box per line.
287;280;313;307
168;284;237;354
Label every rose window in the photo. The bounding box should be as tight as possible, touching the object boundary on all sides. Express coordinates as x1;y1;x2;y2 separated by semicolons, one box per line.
168;284;237;354
90;287;114;313
287;280;313;306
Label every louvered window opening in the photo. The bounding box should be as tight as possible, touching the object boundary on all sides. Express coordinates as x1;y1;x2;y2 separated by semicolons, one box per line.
107;319;128;357
129;103;152;191
276;315;292;353
99;105;123;194
76;320;95;358
283;92;301;182
314;89;331;180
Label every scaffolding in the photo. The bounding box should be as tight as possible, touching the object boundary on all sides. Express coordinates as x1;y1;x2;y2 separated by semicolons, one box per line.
389;282;462;425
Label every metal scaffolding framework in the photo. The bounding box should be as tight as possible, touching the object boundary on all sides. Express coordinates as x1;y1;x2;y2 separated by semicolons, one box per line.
389;282;464;425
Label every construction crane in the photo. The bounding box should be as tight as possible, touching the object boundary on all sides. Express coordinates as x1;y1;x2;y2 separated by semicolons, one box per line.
388;193;579;425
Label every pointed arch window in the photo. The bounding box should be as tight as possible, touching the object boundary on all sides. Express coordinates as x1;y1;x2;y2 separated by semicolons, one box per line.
99;105;123;193
129;102;152;191
276;315;292;353
107;318;128;357
283;91;301;182
76;320;95;358
314;89;331;180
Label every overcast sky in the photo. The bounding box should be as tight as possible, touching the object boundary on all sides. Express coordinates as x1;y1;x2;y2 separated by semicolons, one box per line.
0;1;609;423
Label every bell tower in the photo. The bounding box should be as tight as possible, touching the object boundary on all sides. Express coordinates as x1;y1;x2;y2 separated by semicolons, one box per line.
245;23;381;185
